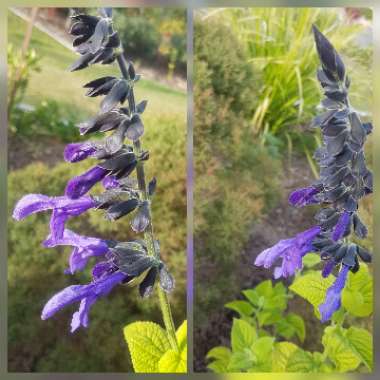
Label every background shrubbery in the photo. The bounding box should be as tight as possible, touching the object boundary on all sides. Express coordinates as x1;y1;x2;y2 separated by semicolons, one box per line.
194;19;280;326
8;9;186;372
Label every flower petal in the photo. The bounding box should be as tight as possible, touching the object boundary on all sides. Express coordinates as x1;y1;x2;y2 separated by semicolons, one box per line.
289;186;319;207
13;194;54;220
71;296;97;332
64;142;96;163
332;211;351;241
319;265;349;322
41;271;126;321
65;166;108;199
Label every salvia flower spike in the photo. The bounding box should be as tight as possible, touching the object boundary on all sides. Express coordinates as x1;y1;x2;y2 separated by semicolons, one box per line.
12;8;176;345
255;24;372;322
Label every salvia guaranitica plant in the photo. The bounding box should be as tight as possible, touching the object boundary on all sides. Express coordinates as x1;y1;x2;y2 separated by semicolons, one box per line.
12;8;179;350
255;25;372;322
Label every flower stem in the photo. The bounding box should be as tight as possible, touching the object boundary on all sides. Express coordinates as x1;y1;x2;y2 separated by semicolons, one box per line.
116;53;178;351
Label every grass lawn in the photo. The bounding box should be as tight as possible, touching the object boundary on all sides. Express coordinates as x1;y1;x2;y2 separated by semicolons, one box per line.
8;11;186;122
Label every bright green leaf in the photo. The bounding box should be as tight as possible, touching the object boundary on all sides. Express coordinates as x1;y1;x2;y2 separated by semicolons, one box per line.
346;327;373;370
124;321;170;373
275;313;305;342
342;264;373;317
290;270;334;317
207;346;232;362
158;347;187;373
272;342;299;372
303;253;321;268
322;326;362;372
286;348;321;372
251;336;275;366
176;320;187;351
225;300;255;317
228;349;256;372
231;318;257;352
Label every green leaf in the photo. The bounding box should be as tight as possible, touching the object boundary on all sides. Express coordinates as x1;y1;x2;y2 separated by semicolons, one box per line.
342;264;373;317
225;300;254;317
176;320;187;351
346;327;373;370
243;280;287;311
275;313;305;342
124;321;170;373
322;325;372;372
228;349;256;372
303;253;321;268
290;270;334;317
158;347;187;373
207;360;229;373
231;318;257;352
272;342;299;372
207;346;232;361
158;320;187;373
251;336;275;370
286;348;321;372
207;346;231;373
256;308;282;327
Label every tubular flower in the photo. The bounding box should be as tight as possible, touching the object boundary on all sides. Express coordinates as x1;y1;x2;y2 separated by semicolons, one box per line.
254;25;372;322
319;265;349;322
288;185;320;207
43;229;110;274
12;8;175;333
255;226;321;279
13;194;96;243
65;166;108;199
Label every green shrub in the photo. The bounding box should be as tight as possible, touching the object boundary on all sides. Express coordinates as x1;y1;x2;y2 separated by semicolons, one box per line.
8;115;186;371
194;19;280;324
9;100;81;141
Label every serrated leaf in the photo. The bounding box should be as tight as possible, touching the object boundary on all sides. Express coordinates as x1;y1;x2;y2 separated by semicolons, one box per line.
275;313;305;342
322;326;363;372
228;349;256;372
176;320;187;351
225;300;254;317
158;320;187;373
272;342;299;372
231;318;256;352
346;327;372;370
124;321;170;373
342;263;372;317
286;348;320;372
158;347;187;373
251;336;275;367
290;271;335;317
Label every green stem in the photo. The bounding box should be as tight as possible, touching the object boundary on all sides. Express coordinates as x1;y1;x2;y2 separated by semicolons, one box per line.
116;53;178;351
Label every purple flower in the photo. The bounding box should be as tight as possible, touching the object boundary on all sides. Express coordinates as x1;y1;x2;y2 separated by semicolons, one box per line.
255;226;321;279
64;142;97;163
289;186;319;207
65;166;108;199
332;211;351;241
44;229;110;274
102;175;119;190
13;194;95;243
41;270;127;332
319;264;349;322
322;259;335;278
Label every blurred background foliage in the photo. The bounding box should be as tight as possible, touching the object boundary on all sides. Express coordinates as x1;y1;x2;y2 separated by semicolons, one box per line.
194;7;372;371
8;8;186;372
